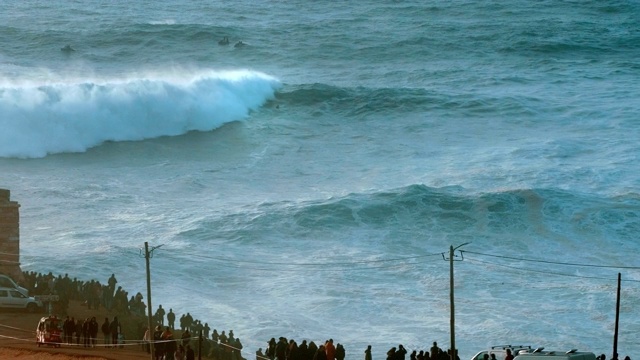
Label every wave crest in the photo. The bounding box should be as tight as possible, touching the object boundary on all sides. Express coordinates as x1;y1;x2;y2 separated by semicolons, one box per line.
0;70;281;158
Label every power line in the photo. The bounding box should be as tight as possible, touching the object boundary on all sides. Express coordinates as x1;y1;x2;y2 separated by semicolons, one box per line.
160;251;441;273
461;250;640;270
174;250;443;267
465;257;640;283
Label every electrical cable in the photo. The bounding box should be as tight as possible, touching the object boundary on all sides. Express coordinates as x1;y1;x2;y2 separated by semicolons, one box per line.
174;250;443;267
465;257;640;283
160;251;441;273
461;250;640;270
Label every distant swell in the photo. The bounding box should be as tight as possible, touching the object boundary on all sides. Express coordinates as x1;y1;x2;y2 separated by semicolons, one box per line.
185;185;640;247
0;70;281;158
277;83;537;118
278;83;444;116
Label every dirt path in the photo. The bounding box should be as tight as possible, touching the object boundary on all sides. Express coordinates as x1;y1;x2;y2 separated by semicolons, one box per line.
0;301;150;360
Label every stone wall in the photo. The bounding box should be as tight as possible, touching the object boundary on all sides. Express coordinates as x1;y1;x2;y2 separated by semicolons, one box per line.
0;189;22;280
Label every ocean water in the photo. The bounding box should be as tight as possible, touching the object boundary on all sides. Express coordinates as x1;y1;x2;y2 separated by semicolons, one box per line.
1;0;639;359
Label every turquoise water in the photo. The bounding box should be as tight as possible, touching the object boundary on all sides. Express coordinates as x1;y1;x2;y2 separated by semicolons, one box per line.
1;1;639;359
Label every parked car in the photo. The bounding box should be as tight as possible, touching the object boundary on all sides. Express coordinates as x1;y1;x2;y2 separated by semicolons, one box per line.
36;316;62;347
0;274;29;296
515;348;596;360
0;287;42;312
470;345;534;360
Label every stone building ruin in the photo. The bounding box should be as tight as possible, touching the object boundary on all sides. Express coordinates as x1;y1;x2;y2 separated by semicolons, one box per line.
0;189;22;280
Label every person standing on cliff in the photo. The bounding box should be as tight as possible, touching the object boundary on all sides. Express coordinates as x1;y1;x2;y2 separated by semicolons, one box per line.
107;274;117;294
336;343;345;360
167;308;176;330
276;337;287;360
325;339;336;360
365;345;372;360
156;304;166;326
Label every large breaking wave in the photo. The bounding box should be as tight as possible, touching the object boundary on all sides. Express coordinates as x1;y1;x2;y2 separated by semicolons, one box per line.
0;70;281;158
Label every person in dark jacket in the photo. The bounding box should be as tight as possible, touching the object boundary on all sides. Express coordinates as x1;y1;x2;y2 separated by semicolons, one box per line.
267;338;277;360
109;316;119;347
276;337;288;360
299;340;309;360
167;309;176;330
63;316;74;344
336;344;345;360
387;348;397;360
396;345;407;360
308;342;318;360
101;317;111;346
75;319;82;345
287;339;298;360
82;318;91;347
365;345;372;360
89;317;99;347
235;337;244;360
314;345;327;360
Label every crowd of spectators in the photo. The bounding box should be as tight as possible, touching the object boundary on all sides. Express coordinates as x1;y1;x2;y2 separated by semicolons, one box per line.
21;271;140;316
18;271;632;360
255;337;344;360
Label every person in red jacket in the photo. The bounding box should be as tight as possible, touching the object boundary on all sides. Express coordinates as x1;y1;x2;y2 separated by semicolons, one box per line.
325;339;336;360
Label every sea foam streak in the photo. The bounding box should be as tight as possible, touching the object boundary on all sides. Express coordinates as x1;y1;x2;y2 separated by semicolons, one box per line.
0;70;281;158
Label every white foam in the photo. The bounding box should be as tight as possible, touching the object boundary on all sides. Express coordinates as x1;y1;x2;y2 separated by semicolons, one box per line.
0;70;281;158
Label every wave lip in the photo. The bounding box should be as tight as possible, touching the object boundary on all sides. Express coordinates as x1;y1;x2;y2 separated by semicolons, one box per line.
0;70;281;158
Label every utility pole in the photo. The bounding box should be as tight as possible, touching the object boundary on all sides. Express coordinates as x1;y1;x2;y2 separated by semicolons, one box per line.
443;242;470;360
613;273;621;360
143;242;164;360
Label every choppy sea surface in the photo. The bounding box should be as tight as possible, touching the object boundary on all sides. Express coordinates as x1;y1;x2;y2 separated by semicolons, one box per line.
1;1;639;359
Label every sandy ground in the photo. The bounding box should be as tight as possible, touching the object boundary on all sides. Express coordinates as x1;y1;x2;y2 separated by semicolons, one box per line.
0;301;152;360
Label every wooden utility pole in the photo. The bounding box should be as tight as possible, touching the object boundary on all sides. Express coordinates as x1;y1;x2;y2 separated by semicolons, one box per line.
145;242;154;360
143;242;163;360
613;273;621;360
443;242;470;360
449;245;456;360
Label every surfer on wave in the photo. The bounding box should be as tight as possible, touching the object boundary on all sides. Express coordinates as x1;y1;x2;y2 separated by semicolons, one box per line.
218;36;229;45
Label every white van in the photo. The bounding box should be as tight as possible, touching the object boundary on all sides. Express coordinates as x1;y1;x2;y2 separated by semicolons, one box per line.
514;349;597;360
0;274;28;296
470;345;534;360
0;287;42;312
